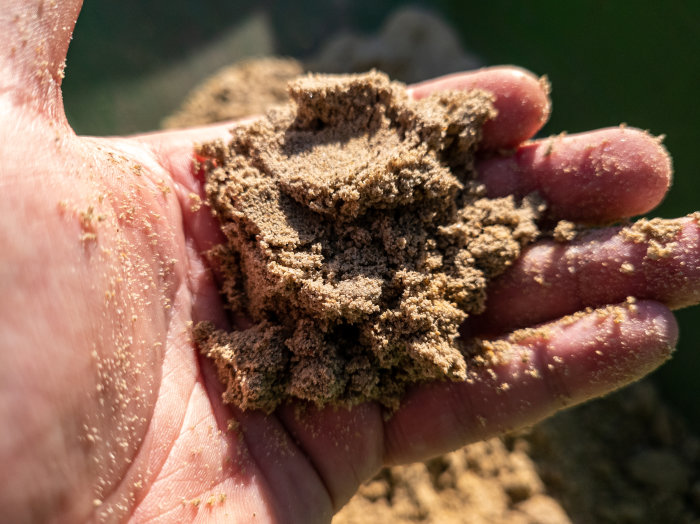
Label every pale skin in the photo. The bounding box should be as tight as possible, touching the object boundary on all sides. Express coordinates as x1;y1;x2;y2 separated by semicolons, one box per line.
1;2;698;523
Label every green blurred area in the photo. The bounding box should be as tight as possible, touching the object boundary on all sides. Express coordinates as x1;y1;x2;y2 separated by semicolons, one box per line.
63;1;699;425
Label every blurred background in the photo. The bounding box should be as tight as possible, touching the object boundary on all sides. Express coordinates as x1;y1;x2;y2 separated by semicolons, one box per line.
63;1;699;427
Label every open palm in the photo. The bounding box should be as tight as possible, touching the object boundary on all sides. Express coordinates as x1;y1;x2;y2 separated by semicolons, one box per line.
1;3;698;523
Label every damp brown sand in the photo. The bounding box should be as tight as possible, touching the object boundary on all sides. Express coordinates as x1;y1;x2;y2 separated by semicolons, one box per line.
193;71;542;413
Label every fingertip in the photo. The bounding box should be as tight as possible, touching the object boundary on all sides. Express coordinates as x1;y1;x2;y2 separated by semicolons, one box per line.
638;300;679;354
561;126;673;221
477;67;552;150
563;299;677;363
409;66;551;150
479;127;673;223
541;300;678;401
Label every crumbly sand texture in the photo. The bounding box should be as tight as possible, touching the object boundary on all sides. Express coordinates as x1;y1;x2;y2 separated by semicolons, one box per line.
194;71;542;413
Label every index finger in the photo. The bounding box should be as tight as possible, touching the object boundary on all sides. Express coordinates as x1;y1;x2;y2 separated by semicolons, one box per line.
409;66;552;150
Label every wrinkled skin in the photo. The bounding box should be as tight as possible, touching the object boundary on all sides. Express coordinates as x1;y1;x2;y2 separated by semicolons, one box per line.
0;2;697;523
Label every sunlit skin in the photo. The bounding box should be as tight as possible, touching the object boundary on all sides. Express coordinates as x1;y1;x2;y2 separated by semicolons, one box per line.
1;2;698;522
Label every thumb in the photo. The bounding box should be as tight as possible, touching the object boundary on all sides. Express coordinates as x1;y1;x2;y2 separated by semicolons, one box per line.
1;0;82;124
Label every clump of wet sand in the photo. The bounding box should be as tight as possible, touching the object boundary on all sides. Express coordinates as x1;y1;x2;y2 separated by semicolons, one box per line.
194;71;542;413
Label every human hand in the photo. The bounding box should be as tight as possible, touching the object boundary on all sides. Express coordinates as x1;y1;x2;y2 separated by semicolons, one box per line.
1;2;698;523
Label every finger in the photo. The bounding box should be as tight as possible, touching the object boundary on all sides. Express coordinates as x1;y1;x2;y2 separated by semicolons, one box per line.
409;66;551;150
471;215;700;335
477;127;672;223
384;299;677;465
